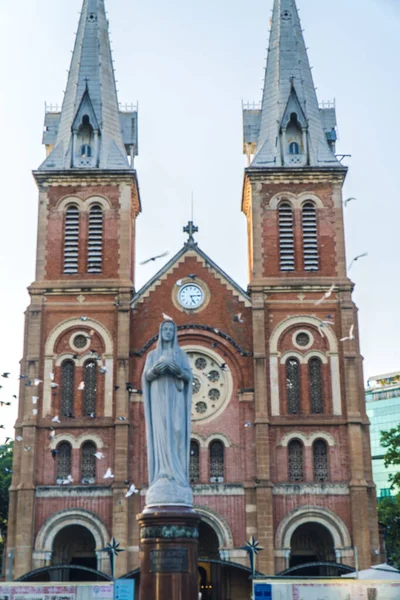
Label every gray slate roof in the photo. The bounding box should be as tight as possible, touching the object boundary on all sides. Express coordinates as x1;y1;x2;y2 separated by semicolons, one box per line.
39;0;129;171
251;0;341;168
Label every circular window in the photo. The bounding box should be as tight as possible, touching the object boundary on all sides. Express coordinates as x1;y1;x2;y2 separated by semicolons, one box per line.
185;348;233;423
195;357;207;371
193;377;201;395
296;332;310;347
195;402;208;414
73;334;88;349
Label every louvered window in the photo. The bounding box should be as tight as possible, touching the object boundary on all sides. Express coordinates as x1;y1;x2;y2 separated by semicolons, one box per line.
286;358;301;414
288;440;304;482
209;441;224;481
56;442;72;483
88;205;103;274
190;440;200;483
84;361;97;416
279;202;295;271
81;441;96;483
63;206;80;274
61;360;75;417
313;440;329;482
302;202;319;271
309;357;324;414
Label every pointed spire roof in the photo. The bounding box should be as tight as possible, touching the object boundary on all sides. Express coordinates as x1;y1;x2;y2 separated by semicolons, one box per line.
251;0;341;168
40;0;129;171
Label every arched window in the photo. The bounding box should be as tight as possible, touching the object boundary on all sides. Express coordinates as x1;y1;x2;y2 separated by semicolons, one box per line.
313;439;329;482
286;357;301;414
87;205;103;274
83;360;97;416
61;360;75;417
81;144;92;157
309;357;323;414
288;440;304;482
56;442;72;483
63;205;80;274
289;141;300;155
209;440;224;482
189;440;200;483
81;441;96;484
302;202;319;271
278;202;295;271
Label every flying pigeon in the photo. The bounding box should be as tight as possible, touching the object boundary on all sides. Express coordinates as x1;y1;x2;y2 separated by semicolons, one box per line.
162;313;173;321
52;415;61;423
315;284;336;306
104;468;114;479
234;313;244;323
125;484;139;498
94;452;105;460
140;252;169;265
78;381;85;391
343;197;357;207
1;373;10;379
32;396;39;404
348;253;368;271
340;324;355;342
99;366;107;374
33;379;43;386
15;436;23;442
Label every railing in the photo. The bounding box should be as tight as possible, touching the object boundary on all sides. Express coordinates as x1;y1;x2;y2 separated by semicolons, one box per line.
242;101;262;110
45;102;61;113
319;99;336;109
119;102;138;112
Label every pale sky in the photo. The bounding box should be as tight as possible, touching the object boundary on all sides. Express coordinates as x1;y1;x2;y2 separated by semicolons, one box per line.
0;0;399;438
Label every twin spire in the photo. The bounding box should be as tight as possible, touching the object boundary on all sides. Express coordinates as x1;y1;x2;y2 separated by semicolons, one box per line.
40;0;137;171
40;0;340;172
244;0;341;169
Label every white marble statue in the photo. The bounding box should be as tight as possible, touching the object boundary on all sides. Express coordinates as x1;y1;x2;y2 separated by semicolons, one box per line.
142;320;193;507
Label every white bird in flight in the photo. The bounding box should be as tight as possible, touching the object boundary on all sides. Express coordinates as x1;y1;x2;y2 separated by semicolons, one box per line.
125;484;139;498
340;325;355;342
315;284;336;306
52;415;60;423
162;313;173;321
78;381;85;391
348;253;368;271
94;452;105;460
104;468;114;479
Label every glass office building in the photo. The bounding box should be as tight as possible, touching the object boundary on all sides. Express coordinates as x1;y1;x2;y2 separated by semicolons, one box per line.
366;371;400;499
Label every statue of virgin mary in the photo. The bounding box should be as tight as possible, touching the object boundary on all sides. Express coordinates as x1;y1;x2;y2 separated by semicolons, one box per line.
142;320;193;507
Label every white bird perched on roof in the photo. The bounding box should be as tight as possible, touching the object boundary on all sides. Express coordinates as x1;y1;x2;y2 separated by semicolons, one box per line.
343;197;357;207
52;415;60;423
340;325;355;342
315;284;336;306
125;484;139;498
162;313;173;321
348;253;368;271
104;468;114;479
94;452;105;460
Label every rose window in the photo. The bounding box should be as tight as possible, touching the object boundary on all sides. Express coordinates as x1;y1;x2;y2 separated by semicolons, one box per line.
186;349;232;422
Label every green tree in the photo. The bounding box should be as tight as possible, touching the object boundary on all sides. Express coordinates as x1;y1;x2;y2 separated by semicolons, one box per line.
377;495;400;568
0;440;13;567
381;425;400;489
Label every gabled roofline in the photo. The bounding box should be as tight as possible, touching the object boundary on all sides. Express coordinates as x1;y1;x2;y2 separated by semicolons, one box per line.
132;242;251;306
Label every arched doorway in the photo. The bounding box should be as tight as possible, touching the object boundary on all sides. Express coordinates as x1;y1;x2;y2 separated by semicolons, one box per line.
290;522;335;576
51;525;97;581
198;521;220;560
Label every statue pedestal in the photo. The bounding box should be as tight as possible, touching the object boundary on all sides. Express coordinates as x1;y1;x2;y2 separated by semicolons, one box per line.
137;506;201;600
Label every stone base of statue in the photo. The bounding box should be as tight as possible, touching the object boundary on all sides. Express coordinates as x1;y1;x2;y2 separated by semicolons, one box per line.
137;506;200;600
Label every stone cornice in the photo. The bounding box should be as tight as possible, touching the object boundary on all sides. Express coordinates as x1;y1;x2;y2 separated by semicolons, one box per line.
244;166;347;184
273;483;349;496
36;486;113;498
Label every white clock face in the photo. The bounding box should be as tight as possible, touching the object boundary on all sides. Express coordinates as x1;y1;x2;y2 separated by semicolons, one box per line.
178;284;204;309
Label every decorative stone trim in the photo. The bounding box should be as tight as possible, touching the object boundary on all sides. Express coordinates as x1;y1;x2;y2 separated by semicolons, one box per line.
278;431;335;447
273;483;349;496
141;526;199;540
36;486;112;498
193;505;234;549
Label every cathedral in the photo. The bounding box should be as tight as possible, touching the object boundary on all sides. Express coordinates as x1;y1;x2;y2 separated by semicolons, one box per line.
7;0;381;595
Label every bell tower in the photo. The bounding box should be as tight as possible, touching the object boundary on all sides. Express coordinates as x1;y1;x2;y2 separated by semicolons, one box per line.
242;0;380;574
8;0;140;578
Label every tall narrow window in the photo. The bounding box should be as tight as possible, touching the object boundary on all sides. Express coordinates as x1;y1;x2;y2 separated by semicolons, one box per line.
63;205;80;274
288;440;304;482
286;357;301;414
56;442;72;483
88;205;103;274
81;441;96;483
302;202;319;271
313;439;329;482
61;360;75;417
279;202;295;271
84;360;97;416
309;357;324;414
289;141;300;155
190;440;200;483
209;441;224;481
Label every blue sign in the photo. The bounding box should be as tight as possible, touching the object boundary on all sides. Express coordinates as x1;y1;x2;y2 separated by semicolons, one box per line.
114;579;134;600
254;583;272;598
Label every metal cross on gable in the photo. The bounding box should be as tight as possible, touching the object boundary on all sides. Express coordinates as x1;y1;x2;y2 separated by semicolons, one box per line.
183;221;199;244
